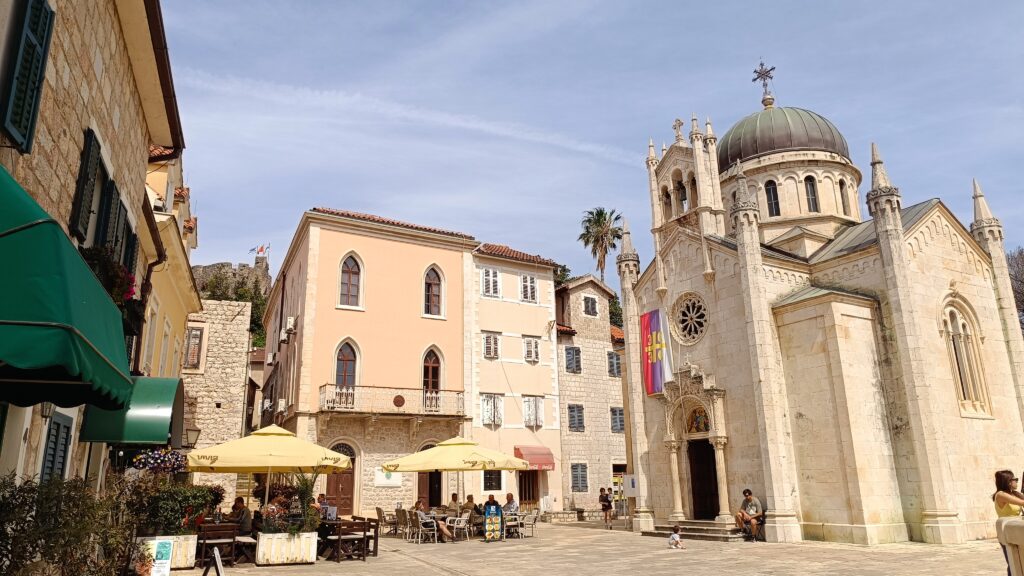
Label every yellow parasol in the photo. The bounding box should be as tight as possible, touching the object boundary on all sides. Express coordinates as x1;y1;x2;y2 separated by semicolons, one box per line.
382;436;528;472
187;425;350;504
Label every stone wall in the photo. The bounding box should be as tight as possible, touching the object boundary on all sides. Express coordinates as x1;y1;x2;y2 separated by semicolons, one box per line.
193;256;271;297
0;0;154;481
557;279;627;510
184;300;252;505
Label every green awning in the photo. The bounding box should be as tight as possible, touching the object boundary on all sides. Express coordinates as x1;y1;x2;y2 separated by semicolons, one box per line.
80;377;184;446
0;164;133;409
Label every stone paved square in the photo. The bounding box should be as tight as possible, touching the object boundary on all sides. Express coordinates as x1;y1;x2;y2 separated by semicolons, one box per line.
181;524;1005;575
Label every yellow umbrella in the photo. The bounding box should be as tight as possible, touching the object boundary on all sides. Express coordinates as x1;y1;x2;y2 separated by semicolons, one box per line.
382;436;528;472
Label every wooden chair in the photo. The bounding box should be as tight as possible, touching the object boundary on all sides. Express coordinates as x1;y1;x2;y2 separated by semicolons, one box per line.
353;515;380;557
377;506;398;536
330;519;368;561
197;523;238;568
396;508;412;542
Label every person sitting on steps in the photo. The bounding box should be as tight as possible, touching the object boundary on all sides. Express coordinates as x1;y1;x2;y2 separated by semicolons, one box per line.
734;488;764;541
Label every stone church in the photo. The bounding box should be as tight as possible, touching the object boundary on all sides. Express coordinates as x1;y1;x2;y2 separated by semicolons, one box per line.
616;81;1024;545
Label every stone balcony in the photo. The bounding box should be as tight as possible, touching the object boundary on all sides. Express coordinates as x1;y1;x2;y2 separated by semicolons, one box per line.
318;384;464;417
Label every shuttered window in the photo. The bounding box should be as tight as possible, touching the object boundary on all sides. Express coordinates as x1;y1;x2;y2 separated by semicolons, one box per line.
571;463;588;492
482;268;500;297
583;296;598;317
565;346;581;374
520;274;537;302
183;327;204;369
523;396;544;428
483;333;499;359
69;129;104;242
2;0;54;153
481;393;503;426
610;407;625;433
607;351;621;377
568;404;585;432
523;337;539;362
40;412;72;482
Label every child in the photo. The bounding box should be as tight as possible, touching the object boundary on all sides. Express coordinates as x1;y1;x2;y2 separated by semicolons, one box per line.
668;525;685;549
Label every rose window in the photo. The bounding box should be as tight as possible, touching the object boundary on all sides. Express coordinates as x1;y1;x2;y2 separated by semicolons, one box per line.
671;293;708;345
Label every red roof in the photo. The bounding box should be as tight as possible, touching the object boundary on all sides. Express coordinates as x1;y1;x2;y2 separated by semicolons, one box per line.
148;144;177;162
311;208;475;240
557;324;576;335
475;243;557;267
249;348;266;362
610;325;624;342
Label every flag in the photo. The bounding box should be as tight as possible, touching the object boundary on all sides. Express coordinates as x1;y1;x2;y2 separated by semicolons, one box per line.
640;309;673;395
248;246;258;254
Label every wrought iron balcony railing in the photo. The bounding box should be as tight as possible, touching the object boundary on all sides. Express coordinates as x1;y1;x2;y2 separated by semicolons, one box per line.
319;384;464;417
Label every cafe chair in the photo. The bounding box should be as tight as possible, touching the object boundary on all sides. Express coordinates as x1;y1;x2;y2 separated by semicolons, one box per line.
446;511;471;541
197;523;238;568
377;506;398;536
353;515;380;557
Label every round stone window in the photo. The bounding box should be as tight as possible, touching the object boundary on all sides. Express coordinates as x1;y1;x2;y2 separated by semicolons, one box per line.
671;292;709;345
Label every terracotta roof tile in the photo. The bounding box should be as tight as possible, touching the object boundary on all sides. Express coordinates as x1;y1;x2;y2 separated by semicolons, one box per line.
475;243;557;267
249;348;266;362
610;325;624;342
148;144;177;162
311;208;475;240
174;187;190;200
557;324;576;335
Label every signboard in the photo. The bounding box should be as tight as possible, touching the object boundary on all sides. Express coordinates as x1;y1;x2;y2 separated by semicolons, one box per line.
201;548;225;576
143;538;173;576
374;467;402;487
621;474;638;497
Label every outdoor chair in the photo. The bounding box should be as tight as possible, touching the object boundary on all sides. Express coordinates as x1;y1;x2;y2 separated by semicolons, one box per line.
520;512;539;538
325;519;369;561
353;515;380;556
410;512;437;544
377;506;398;536
397;508;413;542
197;523;238;568
234;533;258;563
504;513;523;539
446;511;471;541
741;507;767;542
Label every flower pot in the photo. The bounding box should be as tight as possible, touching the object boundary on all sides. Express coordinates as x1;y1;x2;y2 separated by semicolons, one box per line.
255;532;318;565
136;535;197;570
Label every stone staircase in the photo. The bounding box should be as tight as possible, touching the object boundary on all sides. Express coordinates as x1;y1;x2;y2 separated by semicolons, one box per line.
641;519;745;542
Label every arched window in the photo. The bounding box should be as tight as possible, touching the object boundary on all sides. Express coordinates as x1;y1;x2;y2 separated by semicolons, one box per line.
943;305;989;414
423;350;441;412
424;267;442;316
661;188;672;222
804;176;820;213
675;181;687;212
839;179;850;216
689;176;698;207
336;343;357;387
340;256;361;307
765;180;780;217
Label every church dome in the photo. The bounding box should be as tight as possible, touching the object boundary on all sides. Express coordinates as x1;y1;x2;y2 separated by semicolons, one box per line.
717;105;850;171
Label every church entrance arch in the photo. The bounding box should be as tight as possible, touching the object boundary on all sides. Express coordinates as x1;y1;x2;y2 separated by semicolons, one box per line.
327;443;357;515
687;440;719;520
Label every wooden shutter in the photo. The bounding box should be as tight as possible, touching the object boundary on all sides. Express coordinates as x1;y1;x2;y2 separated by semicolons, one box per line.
184;327;203;369
493;395;503;426
40;412;72;482
534;397;544;427
122;230;138;274
484;334;497;359
70;129;103;241
523;396;535;427
96;179;121;250
2;0;54;153
481;395;493;425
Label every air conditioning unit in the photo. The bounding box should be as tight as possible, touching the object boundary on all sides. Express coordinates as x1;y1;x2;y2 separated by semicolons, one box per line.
279;328;288;344
276;399;287;413
285;316;296;334
265;352;275;365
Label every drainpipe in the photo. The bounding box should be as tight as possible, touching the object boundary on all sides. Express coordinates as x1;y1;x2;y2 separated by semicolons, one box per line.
132;195;167;374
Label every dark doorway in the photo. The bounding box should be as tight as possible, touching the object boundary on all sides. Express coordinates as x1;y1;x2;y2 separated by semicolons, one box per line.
518;470;539;511
418;471;442;507
328;443;356;515
687;440;719;520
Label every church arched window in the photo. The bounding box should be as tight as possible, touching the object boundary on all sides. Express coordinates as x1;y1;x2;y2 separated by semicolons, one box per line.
675;181;687;212
942;305;990;415
839;179;850;216
689;176;698;207
661;187;672;222
804;176;820;213
765;180;780;217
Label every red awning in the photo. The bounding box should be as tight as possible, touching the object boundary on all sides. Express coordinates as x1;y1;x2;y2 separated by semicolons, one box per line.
515;446;555;471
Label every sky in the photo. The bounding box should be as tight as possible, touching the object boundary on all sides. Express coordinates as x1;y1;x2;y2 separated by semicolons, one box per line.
162;1;1024;292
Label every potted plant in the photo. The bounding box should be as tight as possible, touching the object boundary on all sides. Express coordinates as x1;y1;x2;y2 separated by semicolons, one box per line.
135;481;215;569
254;474;320;566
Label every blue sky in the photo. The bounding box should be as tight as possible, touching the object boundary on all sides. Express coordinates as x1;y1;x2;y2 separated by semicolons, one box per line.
163;1;1024;290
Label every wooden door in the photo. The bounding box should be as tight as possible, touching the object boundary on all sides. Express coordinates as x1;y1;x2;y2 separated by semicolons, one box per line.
327;471;355;516
417;472;430;507
518;471;538;511
687;440;719;520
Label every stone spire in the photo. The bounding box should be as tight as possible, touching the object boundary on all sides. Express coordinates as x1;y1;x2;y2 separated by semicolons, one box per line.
870;143;895;192
648;138;656;160
690;113;700;137
620;218;635;256
972;178;996;222
867;143;901;217
705;117;715;139
661;142;667;156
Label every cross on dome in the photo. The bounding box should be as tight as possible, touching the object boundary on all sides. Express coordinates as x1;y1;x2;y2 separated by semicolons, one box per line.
752;59;776;108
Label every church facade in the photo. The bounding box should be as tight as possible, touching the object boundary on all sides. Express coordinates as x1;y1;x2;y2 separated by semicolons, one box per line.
617;86;1024;545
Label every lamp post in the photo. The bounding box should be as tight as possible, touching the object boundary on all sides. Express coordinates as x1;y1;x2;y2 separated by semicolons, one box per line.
184;427;201;449
40;402;55;420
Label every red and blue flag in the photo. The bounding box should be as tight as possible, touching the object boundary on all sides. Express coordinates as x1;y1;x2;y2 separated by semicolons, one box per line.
640;309;673;395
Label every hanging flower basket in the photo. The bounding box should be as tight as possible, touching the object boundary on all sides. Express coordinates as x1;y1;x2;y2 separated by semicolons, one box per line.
132;448;187;474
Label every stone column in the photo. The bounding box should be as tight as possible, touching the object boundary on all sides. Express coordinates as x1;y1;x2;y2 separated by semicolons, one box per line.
711;436;731;522
666;439;686;521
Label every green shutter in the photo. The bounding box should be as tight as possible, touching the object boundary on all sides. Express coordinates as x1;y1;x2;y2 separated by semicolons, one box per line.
3;0;54;153
40;412;71;482
112;200;127;261
122;230;138;274
69;129;102;241
95;178;116;248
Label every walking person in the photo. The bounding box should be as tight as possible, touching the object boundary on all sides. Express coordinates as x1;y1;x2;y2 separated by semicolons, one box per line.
599;487;613;529
994;470;1024;575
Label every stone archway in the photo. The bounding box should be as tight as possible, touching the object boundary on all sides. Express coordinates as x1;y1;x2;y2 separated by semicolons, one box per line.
328;442;357;515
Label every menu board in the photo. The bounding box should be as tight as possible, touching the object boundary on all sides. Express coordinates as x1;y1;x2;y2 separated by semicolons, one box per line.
143;538;173;576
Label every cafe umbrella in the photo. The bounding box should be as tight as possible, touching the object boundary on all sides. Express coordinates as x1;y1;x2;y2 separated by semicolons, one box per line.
187;424;351;505
382;436;528;472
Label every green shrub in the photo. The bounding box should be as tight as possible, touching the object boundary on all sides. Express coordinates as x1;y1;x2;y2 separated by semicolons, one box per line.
146;483;215;535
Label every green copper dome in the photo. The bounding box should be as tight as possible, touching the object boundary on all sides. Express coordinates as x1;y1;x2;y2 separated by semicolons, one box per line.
717;106;849;172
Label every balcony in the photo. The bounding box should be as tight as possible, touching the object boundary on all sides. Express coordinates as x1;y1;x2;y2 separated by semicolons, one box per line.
319;384;464;417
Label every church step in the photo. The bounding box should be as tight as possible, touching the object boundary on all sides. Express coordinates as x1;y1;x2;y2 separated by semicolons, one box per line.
642;529;746;542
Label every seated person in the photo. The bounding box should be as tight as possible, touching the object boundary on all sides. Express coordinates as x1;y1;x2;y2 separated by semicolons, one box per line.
462;495;484;525
668;525;684;549
734;488;764;540
448;492;462;511
414;501;454;542
228;497;253;535
484;494;503;517
502;492;519;515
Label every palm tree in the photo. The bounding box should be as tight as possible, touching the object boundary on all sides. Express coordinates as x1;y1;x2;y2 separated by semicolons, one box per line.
578;207;623;282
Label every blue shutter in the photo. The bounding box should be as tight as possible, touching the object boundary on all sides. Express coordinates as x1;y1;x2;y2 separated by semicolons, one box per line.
40;412;71;482
122;230;138;274
70;129;102;241
2;0;54;153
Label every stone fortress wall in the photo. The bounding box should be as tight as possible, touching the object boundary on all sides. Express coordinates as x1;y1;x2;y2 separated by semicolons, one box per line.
193;255;272;297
